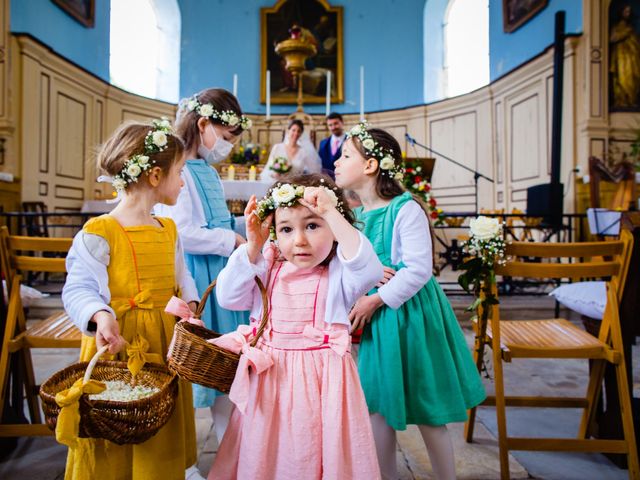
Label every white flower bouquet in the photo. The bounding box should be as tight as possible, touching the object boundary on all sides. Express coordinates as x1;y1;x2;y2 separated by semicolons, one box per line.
267;156;292;174
458;215;507;313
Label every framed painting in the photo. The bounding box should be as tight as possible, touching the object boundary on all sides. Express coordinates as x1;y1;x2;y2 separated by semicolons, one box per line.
261;0;344;105
502;0;548;33
52;0;95;28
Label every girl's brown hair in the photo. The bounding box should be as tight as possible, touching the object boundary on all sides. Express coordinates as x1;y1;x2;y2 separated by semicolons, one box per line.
270;172;356;266
97;121;184;189
177;88;244;152
350;128;437;267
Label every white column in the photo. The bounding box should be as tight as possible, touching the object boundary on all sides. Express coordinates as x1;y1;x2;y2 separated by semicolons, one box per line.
359;66;365;122
266;70;271;120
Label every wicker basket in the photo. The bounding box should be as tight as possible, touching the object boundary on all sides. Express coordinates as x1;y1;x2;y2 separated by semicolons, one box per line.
40;345;179;445
168;276;269;393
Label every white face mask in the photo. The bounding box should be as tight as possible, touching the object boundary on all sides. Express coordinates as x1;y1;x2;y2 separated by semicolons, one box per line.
198;124;233;164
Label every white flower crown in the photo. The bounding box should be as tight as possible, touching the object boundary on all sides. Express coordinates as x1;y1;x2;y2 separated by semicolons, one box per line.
256;181;344;221
111;118;173;193
185;96;252;130
347;123;404;181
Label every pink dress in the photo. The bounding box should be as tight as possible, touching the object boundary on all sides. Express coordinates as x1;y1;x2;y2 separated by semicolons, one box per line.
209;260;381;479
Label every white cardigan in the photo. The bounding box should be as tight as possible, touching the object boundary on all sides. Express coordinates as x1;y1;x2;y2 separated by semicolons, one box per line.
62;232;199;335
215;232;383;329
154;167;237;256
376;200;434;310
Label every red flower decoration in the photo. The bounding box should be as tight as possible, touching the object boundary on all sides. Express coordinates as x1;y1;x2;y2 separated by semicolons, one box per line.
429;198;437;207
414;176;422;183
430;211;439;219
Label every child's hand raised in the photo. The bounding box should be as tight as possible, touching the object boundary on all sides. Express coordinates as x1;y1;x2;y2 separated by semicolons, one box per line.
244;195;273;263
299;187;336;218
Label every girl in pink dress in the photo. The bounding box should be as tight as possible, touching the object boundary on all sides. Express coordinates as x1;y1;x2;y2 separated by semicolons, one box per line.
208;174;383;480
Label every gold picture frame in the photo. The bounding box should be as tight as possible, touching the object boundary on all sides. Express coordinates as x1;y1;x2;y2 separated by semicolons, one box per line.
52;0;95;28
502;0;548;33
260;0;344;105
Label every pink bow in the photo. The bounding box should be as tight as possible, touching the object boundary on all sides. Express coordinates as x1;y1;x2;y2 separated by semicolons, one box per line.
165;296;205;359
302;325;350;357
210;325;273;414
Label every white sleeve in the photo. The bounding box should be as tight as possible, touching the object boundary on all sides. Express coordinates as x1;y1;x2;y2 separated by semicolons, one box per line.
336;231;384;305
377;201;433;310
62;232;115;335
175;236;199;304
215;244;268;311
157;171;236;256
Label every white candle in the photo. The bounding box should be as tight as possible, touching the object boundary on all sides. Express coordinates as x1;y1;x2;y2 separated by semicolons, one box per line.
359;66;365;122
233;74;238;97
266;70;271;120
227;165;235;181
249;165;257;181
325;70;331;116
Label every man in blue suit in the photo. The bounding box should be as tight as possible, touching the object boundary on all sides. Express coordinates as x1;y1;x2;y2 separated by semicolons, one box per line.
318;112;346;178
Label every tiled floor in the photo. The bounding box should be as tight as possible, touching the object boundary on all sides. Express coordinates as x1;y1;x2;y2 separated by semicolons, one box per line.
0;293;637;479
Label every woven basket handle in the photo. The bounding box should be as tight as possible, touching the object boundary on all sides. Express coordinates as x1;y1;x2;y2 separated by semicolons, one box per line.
196;276;270;348
83;344;110;385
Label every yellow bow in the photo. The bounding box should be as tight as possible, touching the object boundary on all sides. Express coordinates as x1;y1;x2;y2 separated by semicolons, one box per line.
126;334;164;377
54;378;106;448
111;290;154;318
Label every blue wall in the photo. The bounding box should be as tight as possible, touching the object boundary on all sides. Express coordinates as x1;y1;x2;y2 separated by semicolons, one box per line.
489;0;582;80
178;0;425;115
9;0;583;112
10;0;110;81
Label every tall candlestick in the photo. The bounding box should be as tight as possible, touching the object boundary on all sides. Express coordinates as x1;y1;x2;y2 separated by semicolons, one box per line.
233;74;238;97
359;66;365;122
325;70;331;116
266;70;271;120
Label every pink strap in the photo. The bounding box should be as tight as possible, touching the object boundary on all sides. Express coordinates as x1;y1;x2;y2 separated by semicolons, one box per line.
164;296;205;360
164;296;205;326
209;325;273;414
302;325;349;356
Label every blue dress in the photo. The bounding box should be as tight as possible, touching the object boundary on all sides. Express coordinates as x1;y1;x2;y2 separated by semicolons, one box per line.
185;159;249;407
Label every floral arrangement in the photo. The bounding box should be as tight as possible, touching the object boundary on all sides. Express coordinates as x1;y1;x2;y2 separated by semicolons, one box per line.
402;161;445;225
266;156;292;174
347;123;405;181
184;95;252;130
458;216;507;315
111;118;172;193
231;143;265;165
88;380;159;402
255;181;343;221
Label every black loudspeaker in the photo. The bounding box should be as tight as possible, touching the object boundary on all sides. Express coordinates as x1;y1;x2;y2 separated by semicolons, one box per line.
526;183;564;226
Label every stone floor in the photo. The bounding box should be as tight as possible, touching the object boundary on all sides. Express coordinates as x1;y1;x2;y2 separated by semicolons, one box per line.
0;291;637;479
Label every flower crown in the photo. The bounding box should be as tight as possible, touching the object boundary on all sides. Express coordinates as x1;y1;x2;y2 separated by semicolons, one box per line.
347;123;404;181
185;95;252;130
111;118;173;193
256;181;344;221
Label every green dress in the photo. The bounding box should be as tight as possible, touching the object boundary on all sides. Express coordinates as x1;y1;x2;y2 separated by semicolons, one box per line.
355;192;486;430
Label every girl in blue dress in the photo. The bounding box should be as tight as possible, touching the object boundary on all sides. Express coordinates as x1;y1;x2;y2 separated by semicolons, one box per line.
156;88;252;446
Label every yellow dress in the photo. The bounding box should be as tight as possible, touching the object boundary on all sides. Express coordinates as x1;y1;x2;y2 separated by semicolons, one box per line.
64;215;197;480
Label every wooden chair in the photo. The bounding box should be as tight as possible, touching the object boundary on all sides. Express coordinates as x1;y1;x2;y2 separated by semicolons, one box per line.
464;230;638;479
0;226;81;437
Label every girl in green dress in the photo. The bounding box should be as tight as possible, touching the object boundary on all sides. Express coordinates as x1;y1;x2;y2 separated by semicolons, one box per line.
334;124;486;480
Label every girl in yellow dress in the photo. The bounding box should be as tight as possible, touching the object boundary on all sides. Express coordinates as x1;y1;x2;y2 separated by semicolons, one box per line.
62;120;201;479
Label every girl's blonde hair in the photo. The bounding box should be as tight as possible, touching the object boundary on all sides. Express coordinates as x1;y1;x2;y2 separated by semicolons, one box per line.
97;121;184;189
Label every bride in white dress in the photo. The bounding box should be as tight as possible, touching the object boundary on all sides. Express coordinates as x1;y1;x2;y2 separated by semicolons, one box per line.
260;119;321;182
